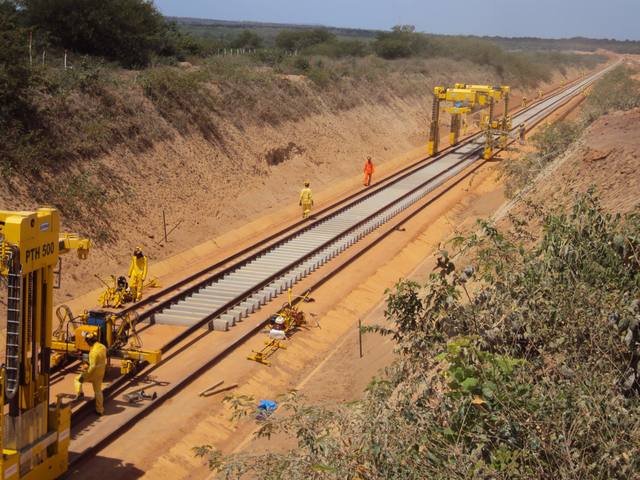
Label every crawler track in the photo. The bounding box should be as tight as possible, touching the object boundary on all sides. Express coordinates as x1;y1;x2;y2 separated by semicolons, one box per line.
64;63;617;470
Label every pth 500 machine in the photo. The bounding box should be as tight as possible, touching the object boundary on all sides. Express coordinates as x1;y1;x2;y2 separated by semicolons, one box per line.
0;208;89;480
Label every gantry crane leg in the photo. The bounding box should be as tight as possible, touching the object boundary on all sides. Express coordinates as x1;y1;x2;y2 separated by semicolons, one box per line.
427;93;440;156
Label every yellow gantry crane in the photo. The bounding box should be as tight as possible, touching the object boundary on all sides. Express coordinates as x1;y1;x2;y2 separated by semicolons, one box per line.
427;83;511;160
0;207;89;480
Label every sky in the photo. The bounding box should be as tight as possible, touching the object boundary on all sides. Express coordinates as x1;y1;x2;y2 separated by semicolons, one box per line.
154;0;640;41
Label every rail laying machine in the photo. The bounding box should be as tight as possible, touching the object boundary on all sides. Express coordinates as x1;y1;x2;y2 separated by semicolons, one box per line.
0;208;89;479
427;83;511;160
0;207;161;479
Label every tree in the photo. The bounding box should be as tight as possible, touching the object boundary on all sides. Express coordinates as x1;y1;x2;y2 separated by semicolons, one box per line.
20;0;173;67
230;30;262;49
0;2;31;127
275;28;335;52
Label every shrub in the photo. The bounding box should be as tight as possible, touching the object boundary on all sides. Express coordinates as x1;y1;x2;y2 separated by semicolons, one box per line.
582;66;640;122
304;39;370;58
0;2;31;126
21;0;175;67
230;30;262;50
275;28;335;51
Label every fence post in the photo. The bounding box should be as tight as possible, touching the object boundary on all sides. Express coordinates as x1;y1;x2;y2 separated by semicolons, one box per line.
162;209;168;244
28;30;33;67
64;50;67;70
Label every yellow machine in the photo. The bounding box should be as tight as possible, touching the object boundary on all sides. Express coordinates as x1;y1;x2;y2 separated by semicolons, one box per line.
456;84;511;157
0;208;89;480
51;307;161;375
427;86;479;156
427;83;511;160
248;290;308;366
96;274;159;309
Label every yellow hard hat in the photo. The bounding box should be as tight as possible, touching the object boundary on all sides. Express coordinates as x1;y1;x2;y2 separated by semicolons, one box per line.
85;332;97;342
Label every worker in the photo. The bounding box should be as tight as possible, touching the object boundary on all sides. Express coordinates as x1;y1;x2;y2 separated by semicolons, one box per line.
74;332;107;415
537;89;543;99
299;180;313;219
128;246;148;302
518;123;526;145
521;96;528;108
363;156;375;187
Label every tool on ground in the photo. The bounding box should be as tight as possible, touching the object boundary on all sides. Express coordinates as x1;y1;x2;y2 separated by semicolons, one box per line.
198;381;238;397
123;387;158;404
247;289;309;366
0;207;90;480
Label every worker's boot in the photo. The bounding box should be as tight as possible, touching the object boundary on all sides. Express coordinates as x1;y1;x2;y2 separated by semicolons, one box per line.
74;392;85;402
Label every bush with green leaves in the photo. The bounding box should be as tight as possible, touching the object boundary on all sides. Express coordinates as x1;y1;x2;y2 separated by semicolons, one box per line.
275;28;335;52
20;0;178;67
230;30;263;50
196;191;640;479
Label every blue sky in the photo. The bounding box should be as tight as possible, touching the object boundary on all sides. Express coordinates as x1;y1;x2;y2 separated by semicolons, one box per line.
155;0;639;41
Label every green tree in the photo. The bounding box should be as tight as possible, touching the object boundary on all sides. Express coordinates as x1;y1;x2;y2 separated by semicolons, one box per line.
275;28;335;51
0;2;32;141
230;30;262;49
20;0;173;67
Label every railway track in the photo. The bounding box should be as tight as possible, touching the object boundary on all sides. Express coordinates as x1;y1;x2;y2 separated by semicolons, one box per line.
64;62;618;471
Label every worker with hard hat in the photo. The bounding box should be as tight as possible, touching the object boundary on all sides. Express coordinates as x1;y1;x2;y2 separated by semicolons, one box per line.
128;246;148;302
363;156;375;187
299;180;313;219
74;332;107;415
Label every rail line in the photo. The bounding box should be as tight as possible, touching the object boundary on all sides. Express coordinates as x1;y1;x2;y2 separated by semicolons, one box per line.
64;62;617;470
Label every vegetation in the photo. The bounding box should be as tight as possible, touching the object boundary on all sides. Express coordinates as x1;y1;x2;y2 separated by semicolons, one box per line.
174;17;640;55
196;190;640;478
503;66;640;196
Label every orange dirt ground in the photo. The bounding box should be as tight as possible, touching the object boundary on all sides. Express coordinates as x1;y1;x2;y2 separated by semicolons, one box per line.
63;66;623;479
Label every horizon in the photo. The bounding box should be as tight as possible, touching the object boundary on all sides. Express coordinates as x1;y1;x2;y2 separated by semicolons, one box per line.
166;15;640;43
155;0;640;42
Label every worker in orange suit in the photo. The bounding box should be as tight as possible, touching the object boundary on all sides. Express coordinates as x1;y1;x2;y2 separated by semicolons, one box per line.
299;180;313;219
363;156;375;187
74;332;107;415
128;246;148;302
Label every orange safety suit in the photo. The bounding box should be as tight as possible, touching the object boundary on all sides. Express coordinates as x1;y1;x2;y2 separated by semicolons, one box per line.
363;159;375;186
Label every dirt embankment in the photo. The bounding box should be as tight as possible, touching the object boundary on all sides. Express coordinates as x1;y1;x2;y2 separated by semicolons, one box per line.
0;60;591;307
512;107;640;216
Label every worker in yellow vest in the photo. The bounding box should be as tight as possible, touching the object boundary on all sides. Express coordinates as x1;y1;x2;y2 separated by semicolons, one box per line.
128;246;148;302
74;332;107;415
299;180;313;219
